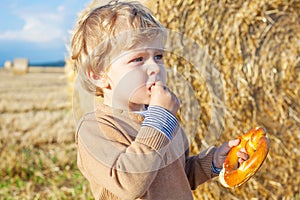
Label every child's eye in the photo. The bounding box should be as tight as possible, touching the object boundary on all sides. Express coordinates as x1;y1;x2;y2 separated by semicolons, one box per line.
154;54;163;61
131;57;143;63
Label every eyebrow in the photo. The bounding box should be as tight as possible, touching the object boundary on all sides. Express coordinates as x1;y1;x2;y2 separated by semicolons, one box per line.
130;47;164;52
123;48;164;56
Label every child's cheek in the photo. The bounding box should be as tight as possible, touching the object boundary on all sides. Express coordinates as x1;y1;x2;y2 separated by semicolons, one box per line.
113;69;148;100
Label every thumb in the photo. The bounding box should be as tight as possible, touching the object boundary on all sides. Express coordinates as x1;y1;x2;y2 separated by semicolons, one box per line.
154;81;164;86
213;139;241;168
228;138;240;148
221;139;240;155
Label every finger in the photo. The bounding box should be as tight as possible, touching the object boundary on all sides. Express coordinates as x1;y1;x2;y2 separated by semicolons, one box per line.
155;81;164;87
239;147;247;154
237;149;249;161
175;95;181;104
238;158;245;164
152;81;167;92
151;82;165;93
172;94;180;106
218;139;240;156
228;139;240;148
217;142;233;156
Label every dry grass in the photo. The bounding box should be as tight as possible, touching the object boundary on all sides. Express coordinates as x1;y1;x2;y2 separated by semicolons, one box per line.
0;69;93;199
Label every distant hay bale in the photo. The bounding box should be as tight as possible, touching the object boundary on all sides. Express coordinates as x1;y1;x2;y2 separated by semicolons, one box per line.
12;58;29;75
4;60;12;71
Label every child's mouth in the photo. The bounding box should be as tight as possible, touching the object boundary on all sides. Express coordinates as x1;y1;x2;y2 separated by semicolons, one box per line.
147;83;155;94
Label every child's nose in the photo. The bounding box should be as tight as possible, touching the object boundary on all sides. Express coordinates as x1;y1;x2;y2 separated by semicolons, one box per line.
147;60;161;76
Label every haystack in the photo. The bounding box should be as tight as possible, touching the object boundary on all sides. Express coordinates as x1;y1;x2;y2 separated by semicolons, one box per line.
4;60;12;71
146;0;300;199
12;58;29;75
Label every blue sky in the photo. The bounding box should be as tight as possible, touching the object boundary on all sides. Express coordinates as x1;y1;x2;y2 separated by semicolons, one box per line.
0;0;90;66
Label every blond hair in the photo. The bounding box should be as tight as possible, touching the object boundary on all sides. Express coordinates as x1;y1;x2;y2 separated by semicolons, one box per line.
70;1;164;96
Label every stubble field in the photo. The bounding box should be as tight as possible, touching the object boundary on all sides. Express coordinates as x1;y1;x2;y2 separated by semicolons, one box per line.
0;69;93;199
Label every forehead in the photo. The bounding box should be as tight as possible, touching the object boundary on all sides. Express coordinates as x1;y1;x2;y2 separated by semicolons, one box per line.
130;35;165;50
110;29;165;58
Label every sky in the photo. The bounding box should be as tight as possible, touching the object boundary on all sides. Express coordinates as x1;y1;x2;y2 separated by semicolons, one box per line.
0;0;90;66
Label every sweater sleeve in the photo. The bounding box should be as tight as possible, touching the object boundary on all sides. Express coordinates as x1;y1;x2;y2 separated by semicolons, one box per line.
75;113;174;199
185;146;219;190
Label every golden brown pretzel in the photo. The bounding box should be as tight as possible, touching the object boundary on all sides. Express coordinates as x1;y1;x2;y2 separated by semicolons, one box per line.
219;127;270;188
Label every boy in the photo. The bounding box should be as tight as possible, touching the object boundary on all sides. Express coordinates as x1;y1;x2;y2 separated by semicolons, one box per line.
70;1;248;199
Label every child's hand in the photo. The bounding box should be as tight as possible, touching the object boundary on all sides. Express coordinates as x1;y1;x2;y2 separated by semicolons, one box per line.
213;139;249;169
149;81;180;115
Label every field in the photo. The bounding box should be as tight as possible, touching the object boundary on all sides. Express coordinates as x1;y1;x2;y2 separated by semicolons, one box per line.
0;68;93;199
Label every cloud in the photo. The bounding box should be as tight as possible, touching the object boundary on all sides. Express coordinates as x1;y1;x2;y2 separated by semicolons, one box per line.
0;4;67;43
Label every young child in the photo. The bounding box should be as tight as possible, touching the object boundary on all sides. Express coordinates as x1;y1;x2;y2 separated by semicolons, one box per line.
70;1;248;199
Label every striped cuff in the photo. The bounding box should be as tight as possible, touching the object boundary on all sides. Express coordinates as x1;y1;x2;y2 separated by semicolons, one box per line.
141;106;178;141
211;161;222;175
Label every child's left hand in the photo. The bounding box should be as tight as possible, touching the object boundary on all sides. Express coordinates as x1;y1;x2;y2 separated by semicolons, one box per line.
213;139;249;169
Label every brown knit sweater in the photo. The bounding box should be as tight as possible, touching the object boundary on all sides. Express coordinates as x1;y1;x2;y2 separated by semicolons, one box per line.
75;104;218;200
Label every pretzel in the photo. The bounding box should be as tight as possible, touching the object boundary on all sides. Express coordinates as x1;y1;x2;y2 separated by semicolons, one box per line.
219;127;270;188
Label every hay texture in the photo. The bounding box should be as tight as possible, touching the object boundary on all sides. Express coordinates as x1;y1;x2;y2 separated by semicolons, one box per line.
145;0;300;199
66;0;300;199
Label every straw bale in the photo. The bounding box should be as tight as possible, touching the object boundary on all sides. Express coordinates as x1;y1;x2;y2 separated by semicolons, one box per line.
146;0;300;199
12;58;29;75
4;60;12;70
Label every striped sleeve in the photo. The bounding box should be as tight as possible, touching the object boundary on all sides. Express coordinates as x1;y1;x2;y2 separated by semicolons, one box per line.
211;161;222;175
141;105;178;141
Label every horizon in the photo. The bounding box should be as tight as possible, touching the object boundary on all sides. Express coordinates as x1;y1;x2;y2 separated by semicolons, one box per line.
0;58;66;67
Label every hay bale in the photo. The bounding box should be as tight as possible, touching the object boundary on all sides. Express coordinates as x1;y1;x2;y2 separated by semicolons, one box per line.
4;60;12;71
12;58;29;75
147;0;300;199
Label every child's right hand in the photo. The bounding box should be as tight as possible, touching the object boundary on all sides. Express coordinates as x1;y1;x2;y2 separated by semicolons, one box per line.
149;81;180;115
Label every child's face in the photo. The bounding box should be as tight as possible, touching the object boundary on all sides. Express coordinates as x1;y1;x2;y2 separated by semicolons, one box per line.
104;37;166;111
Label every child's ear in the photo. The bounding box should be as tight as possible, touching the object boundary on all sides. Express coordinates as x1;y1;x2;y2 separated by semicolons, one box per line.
92;74;111;89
